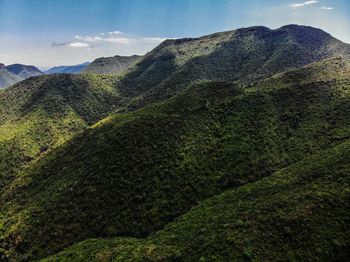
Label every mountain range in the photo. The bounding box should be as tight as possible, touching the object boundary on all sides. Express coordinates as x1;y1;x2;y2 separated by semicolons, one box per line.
0;25;349;261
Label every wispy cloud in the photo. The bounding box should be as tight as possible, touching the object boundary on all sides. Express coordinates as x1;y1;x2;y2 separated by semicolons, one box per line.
75;34;136;44
290;0;318;8
55;30;168;48
52;41;99;48
321;6;333;10
68;42;90;48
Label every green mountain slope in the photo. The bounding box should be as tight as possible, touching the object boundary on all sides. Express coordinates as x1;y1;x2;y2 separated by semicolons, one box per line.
82;55;141;74
43;138;350;261
1;58;349;260
0;73;121;186
119;25;350;109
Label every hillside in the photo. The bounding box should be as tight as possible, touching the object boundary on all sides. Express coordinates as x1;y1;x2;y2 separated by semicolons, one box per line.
82;55;141;74
45;62;90;74
43;138;350;261
1;57;349;260
0;73;121;186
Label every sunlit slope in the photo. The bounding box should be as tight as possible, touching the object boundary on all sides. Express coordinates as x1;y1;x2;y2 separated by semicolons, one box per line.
1;58;349;260
0;73;121;185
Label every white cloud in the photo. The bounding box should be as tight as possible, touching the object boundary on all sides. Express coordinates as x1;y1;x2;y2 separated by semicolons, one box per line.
321;6;333;10
290;0;318;8
68;42;90;48
72;32;167;45
305;1;318;5
108;31;123;35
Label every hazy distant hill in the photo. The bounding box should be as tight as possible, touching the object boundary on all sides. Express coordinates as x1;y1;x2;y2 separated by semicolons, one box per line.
5;64;43;79
0;65;22;88
0;63;43;88
82;55;141;74
44;62;90;74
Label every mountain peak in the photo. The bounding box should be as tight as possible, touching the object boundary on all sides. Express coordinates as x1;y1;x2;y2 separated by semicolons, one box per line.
0;63;5;69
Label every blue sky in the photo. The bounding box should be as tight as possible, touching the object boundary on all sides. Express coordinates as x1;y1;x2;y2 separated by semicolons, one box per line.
0;0;349;68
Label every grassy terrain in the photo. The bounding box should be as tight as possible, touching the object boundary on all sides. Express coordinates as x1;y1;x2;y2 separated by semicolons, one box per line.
0;58;349;260
0;73;121;186
42;138;350;261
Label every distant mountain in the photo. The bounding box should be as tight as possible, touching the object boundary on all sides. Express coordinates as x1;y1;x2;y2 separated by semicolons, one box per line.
44;62;90;74
82;55;141;74
0;67;22;89
0;63;43;89
5;64;43;79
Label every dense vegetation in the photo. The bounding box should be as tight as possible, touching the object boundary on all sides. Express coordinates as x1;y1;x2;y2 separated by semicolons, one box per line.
1;57;350;260
0;25;349;261
43;138;350;261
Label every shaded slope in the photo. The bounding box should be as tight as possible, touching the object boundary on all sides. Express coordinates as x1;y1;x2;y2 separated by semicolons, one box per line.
0;73;121;185
1;58;350;260
83;55;141;74
43;138;350;261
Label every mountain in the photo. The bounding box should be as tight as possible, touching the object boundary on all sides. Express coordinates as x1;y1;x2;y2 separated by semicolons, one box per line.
0;64;43;89
82;55;141;74
0;67;22;89
5;64;43;79
0;25;350;261
118;25;350;109
44;62;90;74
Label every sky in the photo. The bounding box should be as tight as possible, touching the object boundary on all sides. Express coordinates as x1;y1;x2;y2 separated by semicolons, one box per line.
0;0;349;69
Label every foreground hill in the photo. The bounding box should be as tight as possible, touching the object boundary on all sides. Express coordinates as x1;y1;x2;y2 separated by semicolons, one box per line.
0;73;120;186
0;63;43;89
82;55;141;74
43;138;350;261
44;62;90;74
1;57;349;260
